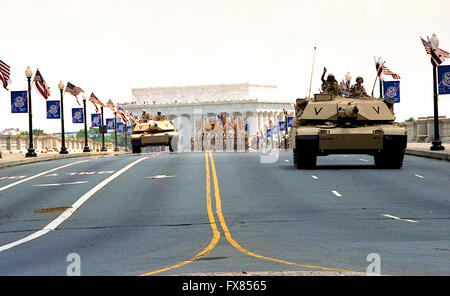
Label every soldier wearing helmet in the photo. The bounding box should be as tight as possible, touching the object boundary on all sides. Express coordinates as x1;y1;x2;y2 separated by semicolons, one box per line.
350;76;369;97
141;110;152;122
320;67;339;95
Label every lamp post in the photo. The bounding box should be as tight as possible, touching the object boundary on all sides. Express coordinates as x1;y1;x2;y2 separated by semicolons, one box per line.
114;112;119;151
429;34;444;151
82;95;90;152
124;122;129;152
58;81;68;154
25;66;37;158
100;106;107;151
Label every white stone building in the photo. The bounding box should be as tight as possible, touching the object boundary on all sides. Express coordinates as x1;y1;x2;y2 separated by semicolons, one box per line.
120;83;294;151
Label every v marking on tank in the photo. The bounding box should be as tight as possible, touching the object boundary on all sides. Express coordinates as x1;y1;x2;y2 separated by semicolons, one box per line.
314;107;323;115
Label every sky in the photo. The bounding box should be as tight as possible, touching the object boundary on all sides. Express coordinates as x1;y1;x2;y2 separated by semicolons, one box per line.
1;0;449;134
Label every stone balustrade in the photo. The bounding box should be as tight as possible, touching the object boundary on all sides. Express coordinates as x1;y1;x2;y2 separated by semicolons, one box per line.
400;116;450;143
0;134;115;154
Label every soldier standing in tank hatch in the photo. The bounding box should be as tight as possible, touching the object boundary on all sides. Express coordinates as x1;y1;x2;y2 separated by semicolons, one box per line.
321;67;339;95
141;110;152;121
156;111;163;120
350;76;369;97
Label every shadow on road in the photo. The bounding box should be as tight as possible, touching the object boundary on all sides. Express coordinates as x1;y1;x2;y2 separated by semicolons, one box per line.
278;164;376;170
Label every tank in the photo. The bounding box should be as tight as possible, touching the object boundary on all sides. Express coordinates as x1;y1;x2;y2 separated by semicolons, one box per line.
130;118;178;153
290;92;407;169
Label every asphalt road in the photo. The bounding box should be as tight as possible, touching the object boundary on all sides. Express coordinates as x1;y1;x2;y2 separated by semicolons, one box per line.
0;151;448;275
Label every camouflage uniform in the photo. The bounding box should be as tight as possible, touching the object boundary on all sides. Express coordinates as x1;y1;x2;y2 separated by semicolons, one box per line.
322;81;340;95
321;71;339;95
141;110;152;121
350;76;368;97
350;84;367;97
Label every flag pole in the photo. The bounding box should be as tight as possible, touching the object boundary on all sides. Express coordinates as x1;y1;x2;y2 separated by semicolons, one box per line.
430;62;444;150
308;46;317;99
372;58;385;97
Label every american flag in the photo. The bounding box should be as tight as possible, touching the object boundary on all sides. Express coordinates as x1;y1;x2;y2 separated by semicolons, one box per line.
88;92;104;112
0;59;11;91
420;37;449;66
341;79;350;90
106;99;115;112
117;106;128;123
33;69;51;99
125;111;137;123
375;57;400;80
65;82;84;105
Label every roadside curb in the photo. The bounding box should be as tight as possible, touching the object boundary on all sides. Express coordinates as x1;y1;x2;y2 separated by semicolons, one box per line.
405;149;449;161
0;151;131;169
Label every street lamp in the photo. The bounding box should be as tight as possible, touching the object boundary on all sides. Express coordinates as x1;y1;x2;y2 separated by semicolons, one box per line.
114;112;119;151
100;106;107;151
82;95;90;152
58;81;68;154
25;66;37;157
430;34;444;151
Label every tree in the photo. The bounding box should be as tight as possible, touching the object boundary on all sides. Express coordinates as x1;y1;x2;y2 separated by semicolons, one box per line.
405;117;415;122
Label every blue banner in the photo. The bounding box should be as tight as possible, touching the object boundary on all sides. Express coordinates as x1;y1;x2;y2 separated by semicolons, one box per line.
46;101;60;119
279;121;286;132
287;116;293;127
91;113;101;127
267;128;271;137
383;81;400;103
272;125;278;135
11;91;28;113
72;108;84;123
106;118;115;130
117;122;124;133
126;125;131;136
437;65;450;95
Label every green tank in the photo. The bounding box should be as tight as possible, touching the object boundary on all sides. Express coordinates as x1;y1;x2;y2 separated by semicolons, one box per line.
130;118;178;153
290;92;407;169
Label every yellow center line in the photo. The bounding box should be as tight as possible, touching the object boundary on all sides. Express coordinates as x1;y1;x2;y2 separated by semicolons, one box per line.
138;152;220;276
207;151;359;274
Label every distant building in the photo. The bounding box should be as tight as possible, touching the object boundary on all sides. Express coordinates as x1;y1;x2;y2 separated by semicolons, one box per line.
121;83;294;150
0;128;20;135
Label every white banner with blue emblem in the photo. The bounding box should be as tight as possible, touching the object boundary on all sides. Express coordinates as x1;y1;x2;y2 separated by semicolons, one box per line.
11;91;28;113
437;65;450;95
383;81;400;103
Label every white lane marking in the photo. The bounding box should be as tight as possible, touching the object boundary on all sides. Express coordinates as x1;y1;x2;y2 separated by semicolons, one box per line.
284;159;289;163
331;190;342;197
147;174;175;179
382;214;418;223
0;156;149;253
32;181;89;187
415;174;425;179
0;176;27;180
0;160;88;193
311;175;319;180
358;158;369;162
